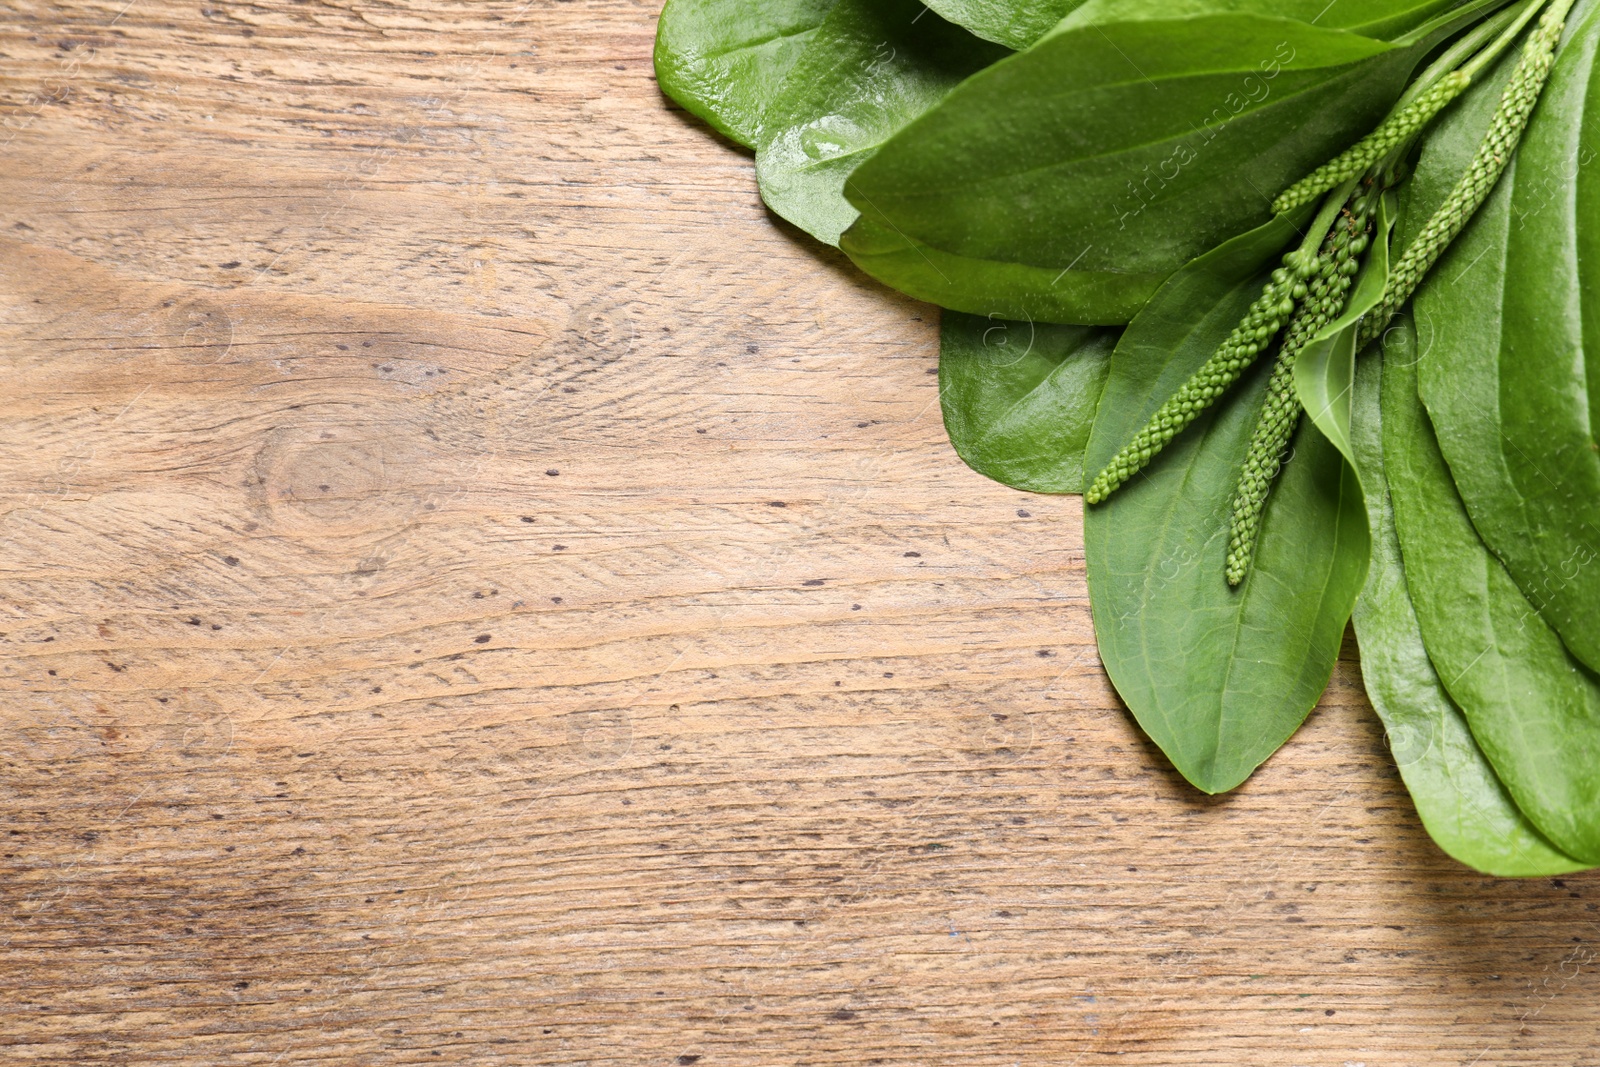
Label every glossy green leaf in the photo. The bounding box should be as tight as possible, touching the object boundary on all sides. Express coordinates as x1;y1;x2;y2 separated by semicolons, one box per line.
1056;0;1472;40
923;0;1085;49
1083;214;1370;794
1294;190;1395;462
841;14;1432;324
1349;338;1586;876
939;313;1120;494
1281;194;1573;875
1383;319;1600;865
930;0;1472;51
1413;0;1600;674
654;0;839;148
755;0;1009;245
841;219;1167;325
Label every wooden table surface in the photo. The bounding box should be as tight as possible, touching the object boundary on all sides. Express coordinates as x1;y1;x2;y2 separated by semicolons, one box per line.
2;2;1596;1063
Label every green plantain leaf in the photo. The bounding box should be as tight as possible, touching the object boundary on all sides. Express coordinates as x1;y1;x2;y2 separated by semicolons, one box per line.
939;313;1120;494
1279;196;1576;874
840;13;1440;324
1057;0;1472;39
755;0;1009;245
1350;334;1587;876
1413;0;1600;674
1383;318;1600;866
654;0;840;148
1083;213;1369;794
923;0;1087;49
840;219;1166;325
928;0;1468;51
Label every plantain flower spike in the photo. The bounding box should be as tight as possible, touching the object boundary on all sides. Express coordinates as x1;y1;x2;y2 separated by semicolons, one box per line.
1083;250;1317;504
1273;73;1471;216
1227;202;1374;585
1360;0;1576;347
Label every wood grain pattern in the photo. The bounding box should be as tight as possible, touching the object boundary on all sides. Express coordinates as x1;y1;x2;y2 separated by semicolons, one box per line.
1;2;1596;1063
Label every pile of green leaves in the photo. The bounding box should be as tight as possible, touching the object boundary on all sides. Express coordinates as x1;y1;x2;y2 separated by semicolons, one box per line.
656;0;1600;876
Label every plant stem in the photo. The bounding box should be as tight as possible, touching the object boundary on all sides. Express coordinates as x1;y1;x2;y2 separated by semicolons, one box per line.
1394;0;1521;49
1460;0;1556;78
1397;0;1538;106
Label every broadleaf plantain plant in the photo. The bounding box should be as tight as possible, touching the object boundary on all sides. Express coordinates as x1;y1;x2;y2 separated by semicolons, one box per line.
655;0;1600;875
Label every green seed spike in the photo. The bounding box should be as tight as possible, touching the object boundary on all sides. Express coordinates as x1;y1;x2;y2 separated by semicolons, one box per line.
1227;207;1373;585
1087;181;1358;506
1083;255;1312;504
1359;0;1575;348
1272;72;1471;216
